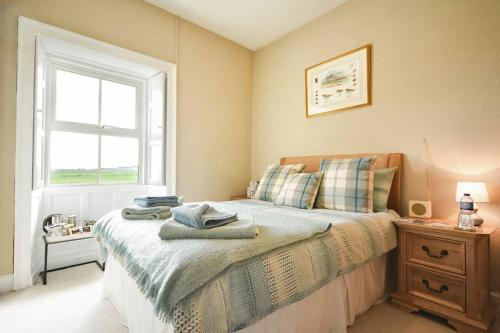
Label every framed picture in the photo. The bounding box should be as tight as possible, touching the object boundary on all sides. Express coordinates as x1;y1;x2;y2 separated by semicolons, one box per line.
305;45;371;117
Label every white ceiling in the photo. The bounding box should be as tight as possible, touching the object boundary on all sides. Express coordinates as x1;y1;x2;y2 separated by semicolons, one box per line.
145;0;347;50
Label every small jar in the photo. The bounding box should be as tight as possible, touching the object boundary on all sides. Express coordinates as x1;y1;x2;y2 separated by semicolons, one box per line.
67;214;77;226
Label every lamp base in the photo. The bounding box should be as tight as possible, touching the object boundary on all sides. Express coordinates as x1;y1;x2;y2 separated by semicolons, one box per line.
472;214;484;226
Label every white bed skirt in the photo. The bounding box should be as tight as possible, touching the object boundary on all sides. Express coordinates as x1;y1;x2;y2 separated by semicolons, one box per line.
103;254;389;333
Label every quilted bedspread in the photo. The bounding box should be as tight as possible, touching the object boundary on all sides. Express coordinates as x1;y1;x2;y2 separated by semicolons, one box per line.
94;200;398;332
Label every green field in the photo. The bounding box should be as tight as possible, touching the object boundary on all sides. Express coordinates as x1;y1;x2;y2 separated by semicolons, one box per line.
51;168;138;185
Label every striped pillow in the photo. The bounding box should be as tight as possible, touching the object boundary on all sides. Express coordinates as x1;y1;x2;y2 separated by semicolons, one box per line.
254;164;305;202
315;157;377;213
275;172;323;209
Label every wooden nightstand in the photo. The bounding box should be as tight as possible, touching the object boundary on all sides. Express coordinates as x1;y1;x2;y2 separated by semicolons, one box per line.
391;219;496;333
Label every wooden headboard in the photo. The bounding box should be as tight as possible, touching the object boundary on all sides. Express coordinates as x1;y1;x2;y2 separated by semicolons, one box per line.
280;153;403;214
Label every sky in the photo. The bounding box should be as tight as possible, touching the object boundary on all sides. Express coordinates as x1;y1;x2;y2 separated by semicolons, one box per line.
50;132;138;170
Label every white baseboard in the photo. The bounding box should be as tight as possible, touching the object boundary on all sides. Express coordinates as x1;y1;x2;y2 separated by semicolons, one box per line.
0;274;13;294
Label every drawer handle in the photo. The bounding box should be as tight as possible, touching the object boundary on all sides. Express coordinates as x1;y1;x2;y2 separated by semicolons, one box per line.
422;245;448;259
422;278;449;293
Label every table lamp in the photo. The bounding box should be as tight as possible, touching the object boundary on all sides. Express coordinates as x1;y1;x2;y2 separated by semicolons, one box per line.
455;181;489;226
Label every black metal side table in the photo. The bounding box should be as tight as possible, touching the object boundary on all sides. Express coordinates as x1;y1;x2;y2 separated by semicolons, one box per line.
42;233;105;285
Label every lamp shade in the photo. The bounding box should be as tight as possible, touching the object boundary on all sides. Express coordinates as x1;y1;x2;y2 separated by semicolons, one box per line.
455;182;489;202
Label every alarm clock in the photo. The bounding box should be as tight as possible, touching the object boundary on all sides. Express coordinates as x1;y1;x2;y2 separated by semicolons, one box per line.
408;200;432;218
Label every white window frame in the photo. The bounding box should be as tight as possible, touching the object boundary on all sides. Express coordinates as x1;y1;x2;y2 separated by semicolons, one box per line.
44;55;149;186
15;17;177;290
146;72;167;185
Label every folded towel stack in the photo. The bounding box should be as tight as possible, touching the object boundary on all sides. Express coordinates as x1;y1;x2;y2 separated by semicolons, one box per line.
134;196;183;208
159;218;258;240
158;203;255;240
122;206;172;220
171;203;238;229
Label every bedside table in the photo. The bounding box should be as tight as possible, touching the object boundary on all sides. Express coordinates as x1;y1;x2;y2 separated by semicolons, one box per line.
391;219;495;333
42;234;105;285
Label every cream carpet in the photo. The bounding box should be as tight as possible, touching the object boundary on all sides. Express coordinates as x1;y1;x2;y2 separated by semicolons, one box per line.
0;264;497;333
0;264;126;333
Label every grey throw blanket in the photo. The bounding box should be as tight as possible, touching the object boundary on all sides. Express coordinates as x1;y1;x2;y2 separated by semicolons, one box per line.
93;202;332;322
159;218;258;240
121;206;172;220
172;203;238;228
134;196;183;208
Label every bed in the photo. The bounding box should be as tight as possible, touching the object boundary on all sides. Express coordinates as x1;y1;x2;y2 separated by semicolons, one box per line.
95;153;403;333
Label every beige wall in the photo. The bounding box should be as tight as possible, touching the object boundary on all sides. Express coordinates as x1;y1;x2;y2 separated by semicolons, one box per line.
251;0;500;290
0;0;252;275
176;19;252;203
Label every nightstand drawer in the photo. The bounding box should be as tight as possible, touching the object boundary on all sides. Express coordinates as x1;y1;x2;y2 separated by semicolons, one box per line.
407;266;465;312
407;233;465;274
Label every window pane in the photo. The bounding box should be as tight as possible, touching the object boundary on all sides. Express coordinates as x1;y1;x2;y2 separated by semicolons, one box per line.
55;70;99;125
100;136;139;184
101;80;136;129
149;144;163;183
50;131;98;184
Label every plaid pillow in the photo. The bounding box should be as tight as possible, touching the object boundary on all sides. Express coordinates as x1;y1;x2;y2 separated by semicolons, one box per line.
274;172;323;209
254;164;305;202
315;157;376;213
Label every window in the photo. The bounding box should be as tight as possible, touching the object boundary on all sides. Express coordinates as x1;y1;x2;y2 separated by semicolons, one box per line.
55;70;99;125
40;58;166;186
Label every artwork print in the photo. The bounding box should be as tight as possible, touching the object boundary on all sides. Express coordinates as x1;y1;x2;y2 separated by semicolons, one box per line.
306;45;371;117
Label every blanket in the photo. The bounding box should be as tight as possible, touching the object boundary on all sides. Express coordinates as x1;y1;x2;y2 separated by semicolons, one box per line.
93;202;332;323
94;200;397;332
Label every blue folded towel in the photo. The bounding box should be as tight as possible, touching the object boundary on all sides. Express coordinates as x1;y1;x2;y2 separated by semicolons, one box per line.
159;218;258;240
134;196;183;208
172;203;238;229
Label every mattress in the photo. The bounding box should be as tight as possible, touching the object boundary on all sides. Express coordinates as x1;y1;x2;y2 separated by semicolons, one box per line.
103;253;390;333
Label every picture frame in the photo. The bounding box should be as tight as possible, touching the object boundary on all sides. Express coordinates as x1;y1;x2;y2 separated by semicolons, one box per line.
305;45;371;118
